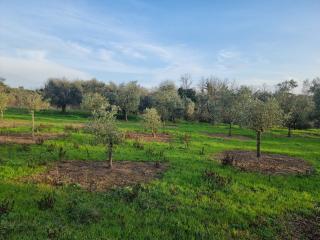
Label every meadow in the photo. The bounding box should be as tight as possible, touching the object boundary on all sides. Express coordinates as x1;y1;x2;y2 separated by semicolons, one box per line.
0;108;319;239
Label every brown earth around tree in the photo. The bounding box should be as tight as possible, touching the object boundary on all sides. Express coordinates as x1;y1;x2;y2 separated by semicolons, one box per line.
0;133;66;144
217;150;314;175
25;160;168;191
125;132;171;142
205;133;253;141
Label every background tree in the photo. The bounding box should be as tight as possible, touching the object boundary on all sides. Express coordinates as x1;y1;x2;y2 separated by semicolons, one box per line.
309;77;320;127
81;92;109;113
0;91;9;120
143;108;162;138
43;78;83;112
87;107;122;169
153;81;183;122
241;98;283;158
275;79;298;137
25;92;49;139
117;81;141;121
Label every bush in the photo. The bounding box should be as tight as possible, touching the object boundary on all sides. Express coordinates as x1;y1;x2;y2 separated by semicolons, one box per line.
58;147;67;161
36;193;56;210
64;125;81;133
221;153;235;166
202;170;231;188
66;200;101;224
35;137;45;145
0;199;14;218
133;137;144;150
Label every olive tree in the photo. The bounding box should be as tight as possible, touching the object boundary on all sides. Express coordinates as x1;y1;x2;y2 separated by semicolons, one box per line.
117;81;141;121
0;91;9;120
81;92;109;113
241;98;283;158
43;78;83;112
153;81;183;122
87;107;122;169
275;80;298;137
143;108;162;137
25;92;49;139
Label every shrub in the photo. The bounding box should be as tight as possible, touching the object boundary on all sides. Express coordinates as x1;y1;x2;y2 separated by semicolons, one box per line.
36;193;56;210
133;137;144;150
202;170;231;188
0;199;14;218
35;137;45;145
221;153;235;166
66;200;101;224
58;147;67;161
180;133;191;149
64;125;81;133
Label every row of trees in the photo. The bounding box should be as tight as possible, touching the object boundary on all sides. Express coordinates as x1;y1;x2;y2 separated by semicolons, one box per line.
40;76;320;129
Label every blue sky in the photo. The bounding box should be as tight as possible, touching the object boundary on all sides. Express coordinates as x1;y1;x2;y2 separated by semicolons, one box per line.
0;0;319;88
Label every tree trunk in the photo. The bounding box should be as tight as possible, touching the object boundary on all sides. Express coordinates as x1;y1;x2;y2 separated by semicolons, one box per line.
61;104;66;113
108;142;113;169
0;110;3;120
152;130;156;138
256;131;261;158
125;111;128;121
31;110;35;140
228;122;232;137
288;125;292;138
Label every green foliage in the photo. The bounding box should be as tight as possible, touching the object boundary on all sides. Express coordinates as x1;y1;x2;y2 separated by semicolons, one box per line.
36;193;56;211
241;98;283;132
81;92;109;113
0;199;14;218
143;108;161;137
0;109;320;239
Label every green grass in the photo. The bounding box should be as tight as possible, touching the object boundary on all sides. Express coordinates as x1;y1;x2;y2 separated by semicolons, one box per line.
0;109;319;239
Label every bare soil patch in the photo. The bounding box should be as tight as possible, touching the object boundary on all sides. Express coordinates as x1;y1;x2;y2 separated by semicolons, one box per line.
0;133;66;144
27;160;167;191
217;150;314;175
284;212;320;240
125;132;171;142
205;133;252;141
0;120;29;128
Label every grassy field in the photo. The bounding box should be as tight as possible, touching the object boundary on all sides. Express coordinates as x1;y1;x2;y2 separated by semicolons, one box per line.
0;109;319;239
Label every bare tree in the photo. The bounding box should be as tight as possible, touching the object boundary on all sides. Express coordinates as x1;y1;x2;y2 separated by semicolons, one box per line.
0;91;9;120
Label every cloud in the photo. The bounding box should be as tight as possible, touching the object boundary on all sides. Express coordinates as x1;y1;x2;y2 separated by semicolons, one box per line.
0;54;91;88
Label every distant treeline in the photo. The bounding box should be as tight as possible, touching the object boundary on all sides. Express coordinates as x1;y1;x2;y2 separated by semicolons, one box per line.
1;75;320;130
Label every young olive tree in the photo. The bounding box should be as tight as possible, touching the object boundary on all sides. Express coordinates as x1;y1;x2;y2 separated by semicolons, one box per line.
0;91;9;120
143;108;162;138
25;92;49;139
87;107;122;169
241;98;283;158
81;92;109;113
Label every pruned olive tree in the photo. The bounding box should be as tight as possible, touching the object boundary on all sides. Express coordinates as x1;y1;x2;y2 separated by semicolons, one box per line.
143;108;162;138
0;91;9;120
241;98;283;158
25;92;49;139
81;92;109;113
87;107;122;169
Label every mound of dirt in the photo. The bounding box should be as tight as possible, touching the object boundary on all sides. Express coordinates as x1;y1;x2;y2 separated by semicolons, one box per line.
285;211;320;240
27;160;167;191
0;133;65;144
125;132;171;142
205;133;252;141
217;150;314;175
